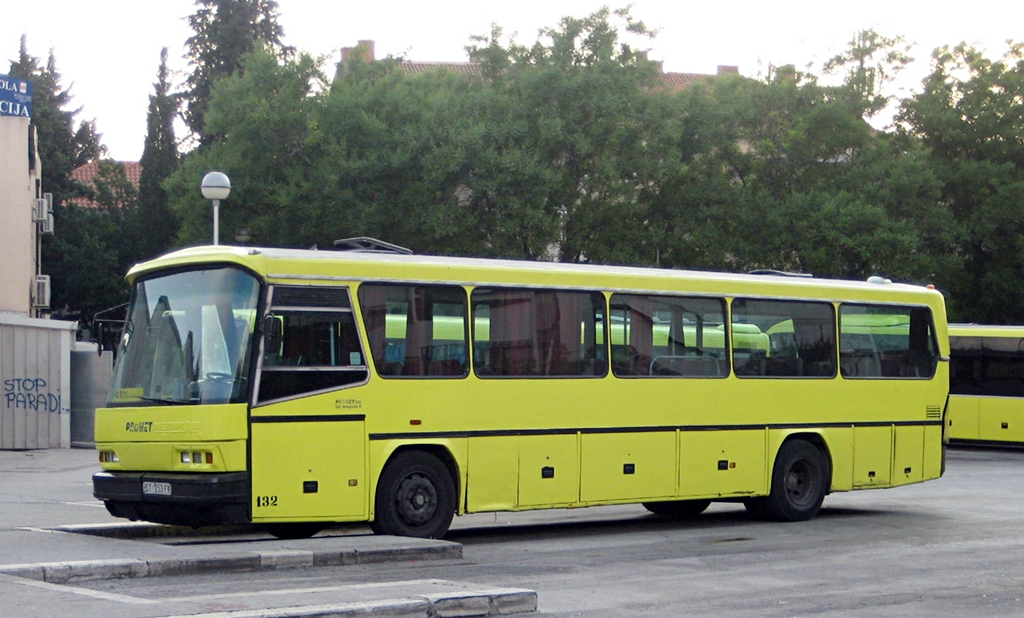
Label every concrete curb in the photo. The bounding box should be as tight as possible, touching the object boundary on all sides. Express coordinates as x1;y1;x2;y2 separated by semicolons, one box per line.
0;542;462;584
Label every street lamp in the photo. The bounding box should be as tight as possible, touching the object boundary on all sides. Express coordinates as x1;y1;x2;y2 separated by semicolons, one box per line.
234;227;252;244
201;171;231;245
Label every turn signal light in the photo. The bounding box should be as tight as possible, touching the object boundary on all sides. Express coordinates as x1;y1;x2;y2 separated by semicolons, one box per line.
99;451;119;463
180;451;214;465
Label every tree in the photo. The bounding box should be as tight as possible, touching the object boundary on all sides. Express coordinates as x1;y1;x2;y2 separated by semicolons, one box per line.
666;43;951;283
166;48;329;248
43;161;140;322
465;7;664;263
168;47;494;254
138;47;181;260
9;37;113;321
183;0;292;144
822;29;913;119
898;42;1024;322
8;36;104;206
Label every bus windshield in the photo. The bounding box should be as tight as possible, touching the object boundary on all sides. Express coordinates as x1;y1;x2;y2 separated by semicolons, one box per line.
107;266;261;407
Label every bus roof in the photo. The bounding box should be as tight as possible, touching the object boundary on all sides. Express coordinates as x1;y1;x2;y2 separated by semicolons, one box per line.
948;323;1024;338
128;245;945;307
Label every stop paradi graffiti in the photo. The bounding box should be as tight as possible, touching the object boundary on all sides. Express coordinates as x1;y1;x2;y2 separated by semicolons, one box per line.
4;378;61;413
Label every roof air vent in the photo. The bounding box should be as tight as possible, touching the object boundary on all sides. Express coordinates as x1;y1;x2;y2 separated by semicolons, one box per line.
332;237;413;254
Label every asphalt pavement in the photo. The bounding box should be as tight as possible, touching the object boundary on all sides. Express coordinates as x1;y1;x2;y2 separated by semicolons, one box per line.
0;447;537;617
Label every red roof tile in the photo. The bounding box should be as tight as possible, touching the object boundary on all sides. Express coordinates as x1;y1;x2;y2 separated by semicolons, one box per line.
398;61;481;76
68;161;141;208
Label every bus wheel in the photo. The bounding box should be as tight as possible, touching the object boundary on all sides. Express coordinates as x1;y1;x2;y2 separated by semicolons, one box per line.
265;523;323;539
762;440;828;522
642;499;711;518
371;451;456;539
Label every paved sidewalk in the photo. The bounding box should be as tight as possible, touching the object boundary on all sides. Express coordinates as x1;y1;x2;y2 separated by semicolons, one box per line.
0;448;537;616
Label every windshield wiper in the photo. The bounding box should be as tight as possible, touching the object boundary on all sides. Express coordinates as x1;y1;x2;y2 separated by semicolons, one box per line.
137;396;190;406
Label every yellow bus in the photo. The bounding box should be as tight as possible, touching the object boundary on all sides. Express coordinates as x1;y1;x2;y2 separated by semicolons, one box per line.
947;324;1024;445
92;244;950;539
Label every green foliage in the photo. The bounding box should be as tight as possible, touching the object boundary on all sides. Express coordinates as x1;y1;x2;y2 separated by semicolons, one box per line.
167;48;331;247
138;48;181;260
9;37;121;323
465;7;664;263
823;30;913;118
899;42;1024;321
184;0;292;143
152;14;1021;323
44;161;141;322
8;36;104;206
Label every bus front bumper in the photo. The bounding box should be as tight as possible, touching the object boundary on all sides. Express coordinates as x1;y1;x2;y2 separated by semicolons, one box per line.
92;471;250;527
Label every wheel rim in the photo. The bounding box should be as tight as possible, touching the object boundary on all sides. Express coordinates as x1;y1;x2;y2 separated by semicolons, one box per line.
394;472;438;527
784;459;817;507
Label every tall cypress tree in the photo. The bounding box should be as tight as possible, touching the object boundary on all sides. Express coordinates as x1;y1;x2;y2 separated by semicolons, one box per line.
138;47;180;260
8;36;103;205
183;0;292;145
10;36;108;320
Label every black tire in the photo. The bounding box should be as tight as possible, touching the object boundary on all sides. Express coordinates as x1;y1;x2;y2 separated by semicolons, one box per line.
265;522;323;539
642;499;711;518
760;440;829;522
371;450;456;539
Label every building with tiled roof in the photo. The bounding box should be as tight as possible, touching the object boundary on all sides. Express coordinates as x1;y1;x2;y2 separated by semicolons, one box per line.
658;64;739;91
67;161;141;208
397;61;482;77
339;40;738;91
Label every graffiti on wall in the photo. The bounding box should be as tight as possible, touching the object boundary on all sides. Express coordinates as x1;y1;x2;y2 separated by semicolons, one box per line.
4;378;62;413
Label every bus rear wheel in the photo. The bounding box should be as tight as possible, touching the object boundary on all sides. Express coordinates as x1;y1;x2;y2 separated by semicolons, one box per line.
642;499;711;518
755;439;828;522
371;450;456;539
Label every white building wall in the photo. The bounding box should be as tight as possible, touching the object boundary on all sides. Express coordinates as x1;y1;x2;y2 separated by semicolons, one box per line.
0;116;39;316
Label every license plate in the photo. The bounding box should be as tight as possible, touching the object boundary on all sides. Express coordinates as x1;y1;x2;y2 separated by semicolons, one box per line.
142;481;172;496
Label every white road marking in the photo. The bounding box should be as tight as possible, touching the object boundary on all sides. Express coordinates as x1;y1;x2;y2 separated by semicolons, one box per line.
61;501;107;508
0;573;158;605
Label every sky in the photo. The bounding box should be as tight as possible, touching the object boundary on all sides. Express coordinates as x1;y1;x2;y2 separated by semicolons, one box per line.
2;1;1023;162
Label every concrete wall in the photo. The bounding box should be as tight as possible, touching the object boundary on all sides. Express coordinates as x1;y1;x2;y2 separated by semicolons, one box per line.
70;341;112;447
0;115;39;316
0;314;75;449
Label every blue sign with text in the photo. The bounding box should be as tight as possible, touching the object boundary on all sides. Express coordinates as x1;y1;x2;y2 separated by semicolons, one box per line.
0;74;32;118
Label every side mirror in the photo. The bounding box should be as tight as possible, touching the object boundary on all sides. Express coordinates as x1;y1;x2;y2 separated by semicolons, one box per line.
95;322;105;357
263;315;282;354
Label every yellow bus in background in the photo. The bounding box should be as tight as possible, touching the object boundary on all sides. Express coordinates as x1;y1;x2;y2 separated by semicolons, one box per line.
947;324;1024;445
92;244;949;539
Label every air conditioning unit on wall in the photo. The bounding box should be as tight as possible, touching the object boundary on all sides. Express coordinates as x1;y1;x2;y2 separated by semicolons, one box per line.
33;198;47;222
33;275;51;308
39;213;54;235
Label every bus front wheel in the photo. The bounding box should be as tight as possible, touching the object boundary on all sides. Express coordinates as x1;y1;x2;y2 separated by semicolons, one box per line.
371;450;456;539
752;439;828;522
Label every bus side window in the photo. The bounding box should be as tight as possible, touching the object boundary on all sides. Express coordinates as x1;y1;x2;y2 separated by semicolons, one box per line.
358;284;469;379
838;304;937;379
257;287;369;404
977;337;1024;397
732;299;836;379
472;288;606;378
609;293;728;378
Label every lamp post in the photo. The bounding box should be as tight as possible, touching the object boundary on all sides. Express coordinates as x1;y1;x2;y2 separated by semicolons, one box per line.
201;171;231;245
